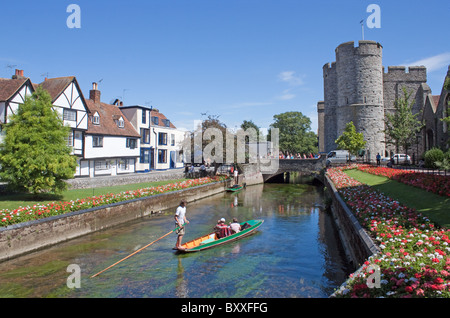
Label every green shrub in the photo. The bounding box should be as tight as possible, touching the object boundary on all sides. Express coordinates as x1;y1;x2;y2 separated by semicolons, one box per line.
424;148;444;168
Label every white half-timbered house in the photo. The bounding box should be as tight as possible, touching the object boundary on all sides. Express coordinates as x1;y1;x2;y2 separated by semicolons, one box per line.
38;76;89;176
83;83;140;177
0;70;34;143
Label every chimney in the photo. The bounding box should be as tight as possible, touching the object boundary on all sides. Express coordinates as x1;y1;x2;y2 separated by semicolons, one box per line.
12;69;25;79
89;82;101;103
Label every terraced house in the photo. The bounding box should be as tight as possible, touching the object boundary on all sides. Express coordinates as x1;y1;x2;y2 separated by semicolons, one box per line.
83;82;141;177
0;70;184;178
120;104;185;171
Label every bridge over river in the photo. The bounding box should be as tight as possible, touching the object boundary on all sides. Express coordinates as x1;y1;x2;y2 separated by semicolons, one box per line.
241;156;327;184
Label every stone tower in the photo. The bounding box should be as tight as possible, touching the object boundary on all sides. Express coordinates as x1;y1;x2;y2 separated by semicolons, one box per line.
322;40;385;158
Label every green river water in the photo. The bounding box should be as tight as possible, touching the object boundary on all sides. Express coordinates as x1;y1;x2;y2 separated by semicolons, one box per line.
0;179;351;298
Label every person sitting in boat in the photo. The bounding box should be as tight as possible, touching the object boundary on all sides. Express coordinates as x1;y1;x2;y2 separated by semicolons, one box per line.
229;218;241;234
214;218;231;238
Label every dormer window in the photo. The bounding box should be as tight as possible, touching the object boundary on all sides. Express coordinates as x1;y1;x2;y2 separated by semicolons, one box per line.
93;112;100;125
152;116;159;125
162;119;170;127
118;117;124;128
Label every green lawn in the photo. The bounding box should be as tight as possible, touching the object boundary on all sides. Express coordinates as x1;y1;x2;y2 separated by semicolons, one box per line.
344;169;450;228
0;178;188;211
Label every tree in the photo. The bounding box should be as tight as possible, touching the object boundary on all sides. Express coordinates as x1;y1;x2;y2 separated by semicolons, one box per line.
335;121;366;156
384;87;423;154
0;87;77;195
240;120;260;139
442;77;450;125
269;111;317;155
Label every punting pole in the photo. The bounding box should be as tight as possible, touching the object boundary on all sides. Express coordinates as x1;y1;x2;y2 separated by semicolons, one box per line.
90;226;180;278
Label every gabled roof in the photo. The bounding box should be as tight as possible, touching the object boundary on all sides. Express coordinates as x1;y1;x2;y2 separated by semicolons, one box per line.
85;99;140;138
38;76;77;102
428;94;440;113
0;77;31;101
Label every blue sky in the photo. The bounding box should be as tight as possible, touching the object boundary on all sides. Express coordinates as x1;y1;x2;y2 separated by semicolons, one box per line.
1;0;449;133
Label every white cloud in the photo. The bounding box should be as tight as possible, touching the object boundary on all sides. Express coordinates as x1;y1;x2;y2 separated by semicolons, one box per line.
405;52;450;72
277;89;296;100
277;70;305;86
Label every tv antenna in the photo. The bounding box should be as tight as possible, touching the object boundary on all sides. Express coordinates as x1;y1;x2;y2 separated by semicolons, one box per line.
6;64;17;77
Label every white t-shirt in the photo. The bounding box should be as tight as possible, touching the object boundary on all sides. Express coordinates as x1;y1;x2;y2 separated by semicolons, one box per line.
175;206;186;225
230;222;240;233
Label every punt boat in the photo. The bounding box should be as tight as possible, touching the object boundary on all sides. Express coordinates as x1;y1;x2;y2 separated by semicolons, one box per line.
226;184;244;192
176;219;263;253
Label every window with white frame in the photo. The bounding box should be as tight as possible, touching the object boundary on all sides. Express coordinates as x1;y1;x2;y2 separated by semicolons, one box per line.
95;160;109;171
118;159;130;171
126;138;137;149
93;136;103;147
118;117;125;128
63;109;77;121
92;113;100;125
66;131;74;147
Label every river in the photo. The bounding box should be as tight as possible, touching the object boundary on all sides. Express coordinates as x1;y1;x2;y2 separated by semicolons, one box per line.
0;177;351;298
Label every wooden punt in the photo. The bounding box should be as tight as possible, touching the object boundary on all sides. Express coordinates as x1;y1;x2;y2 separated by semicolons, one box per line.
226;184;244;192
176;219;264;253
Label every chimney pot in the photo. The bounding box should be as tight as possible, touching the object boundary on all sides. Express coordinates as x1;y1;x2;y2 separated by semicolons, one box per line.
90;83;101;103
12;69;25;79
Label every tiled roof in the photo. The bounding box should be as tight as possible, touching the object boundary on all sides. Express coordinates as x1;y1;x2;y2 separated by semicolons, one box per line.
150;109;177;129
38;77;75;101
432;95;440;110
85;98;140;138
0;77;29;101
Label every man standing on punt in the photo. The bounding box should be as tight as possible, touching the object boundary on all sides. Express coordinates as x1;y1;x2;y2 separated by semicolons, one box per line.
174;199;189;249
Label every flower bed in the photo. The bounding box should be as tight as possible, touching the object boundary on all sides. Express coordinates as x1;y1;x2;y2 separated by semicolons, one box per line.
328;165;450;298
0;176;228;227
356;165;450;197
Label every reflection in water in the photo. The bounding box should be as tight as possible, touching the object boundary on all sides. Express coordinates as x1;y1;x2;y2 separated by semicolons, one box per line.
0;178;351;298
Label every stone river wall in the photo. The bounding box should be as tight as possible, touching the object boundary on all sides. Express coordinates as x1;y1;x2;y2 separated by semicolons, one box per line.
0;179;230;262
324;174;379;269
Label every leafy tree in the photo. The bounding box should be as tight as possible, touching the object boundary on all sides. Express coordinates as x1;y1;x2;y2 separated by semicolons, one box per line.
335;121;366;156
269;111;317;155
0;87;77;195
241;120;260;139
384;87;423;154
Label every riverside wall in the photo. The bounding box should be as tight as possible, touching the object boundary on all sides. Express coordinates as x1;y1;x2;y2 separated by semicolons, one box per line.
324;174;379;269
0;180;230;262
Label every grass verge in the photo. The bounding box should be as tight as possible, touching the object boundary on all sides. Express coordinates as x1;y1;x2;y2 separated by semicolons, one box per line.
0;178;188;211
344;169;450;228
